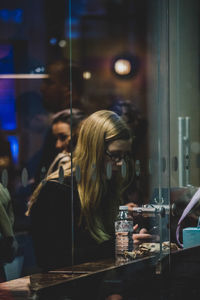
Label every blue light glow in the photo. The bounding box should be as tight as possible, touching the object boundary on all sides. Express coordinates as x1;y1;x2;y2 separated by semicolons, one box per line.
7;136;19;164
0;45;17;130
0;102;16;130
49;38;57;45
0;9;23;24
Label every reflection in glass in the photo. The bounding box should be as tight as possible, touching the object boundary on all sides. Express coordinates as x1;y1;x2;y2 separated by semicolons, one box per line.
161;157;166;173
172;156;178;172
148;159;152;175
40;167;46;182
21;168;28;188
58;165;64;184
1;168;8;188
75;165;81;183
135;160;140;177
106;162;112;180
1;1;199;293
121;159;127;178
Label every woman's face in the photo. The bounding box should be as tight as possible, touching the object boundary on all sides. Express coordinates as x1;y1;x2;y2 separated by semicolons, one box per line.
52;121;71;153
105;139;132;173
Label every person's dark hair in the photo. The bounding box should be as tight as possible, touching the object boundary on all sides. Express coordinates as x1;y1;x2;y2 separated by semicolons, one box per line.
52;109;86;149
52;110;84;127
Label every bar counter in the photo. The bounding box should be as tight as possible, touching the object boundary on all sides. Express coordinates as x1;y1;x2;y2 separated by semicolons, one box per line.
0;256;157;300
1;246;200;300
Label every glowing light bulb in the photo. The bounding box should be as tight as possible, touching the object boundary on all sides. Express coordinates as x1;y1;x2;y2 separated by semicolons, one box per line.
114;59;132;75
58;40;67;47
83;71;91;80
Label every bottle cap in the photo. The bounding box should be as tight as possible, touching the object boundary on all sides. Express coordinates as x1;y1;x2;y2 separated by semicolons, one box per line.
119;205;128;210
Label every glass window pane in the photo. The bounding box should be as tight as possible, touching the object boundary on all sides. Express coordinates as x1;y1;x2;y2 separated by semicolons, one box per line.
2;0;200;298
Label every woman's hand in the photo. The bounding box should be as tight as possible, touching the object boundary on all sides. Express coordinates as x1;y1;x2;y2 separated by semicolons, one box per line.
132;224;153;245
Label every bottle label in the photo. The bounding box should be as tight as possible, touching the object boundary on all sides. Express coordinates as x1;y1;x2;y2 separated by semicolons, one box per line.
115;220;133;233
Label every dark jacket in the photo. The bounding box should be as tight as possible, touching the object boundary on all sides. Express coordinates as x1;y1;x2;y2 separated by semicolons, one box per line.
30;178;115;270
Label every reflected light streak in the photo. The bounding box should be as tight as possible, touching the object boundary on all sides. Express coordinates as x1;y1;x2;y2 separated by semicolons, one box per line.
0;74;49;79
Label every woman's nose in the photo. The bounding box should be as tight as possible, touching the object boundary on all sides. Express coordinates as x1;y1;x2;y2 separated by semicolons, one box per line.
55;139;63;150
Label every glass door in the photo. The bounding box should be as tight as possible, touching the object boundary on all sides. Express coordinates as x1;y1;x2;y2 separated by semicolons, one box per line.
169;0;200;247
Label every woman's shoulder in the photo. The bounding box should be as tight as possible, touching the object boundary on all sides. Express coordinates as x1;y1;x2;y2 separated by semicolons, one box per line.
31;176;79;217
39;177;70;195
48;176;77;189
31;179;70;213
38;176;78;200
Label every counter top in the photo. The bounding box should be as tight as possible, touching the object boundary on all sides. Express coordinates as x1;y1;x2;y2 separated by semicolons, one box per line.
0;256;156;299
0;246;197;300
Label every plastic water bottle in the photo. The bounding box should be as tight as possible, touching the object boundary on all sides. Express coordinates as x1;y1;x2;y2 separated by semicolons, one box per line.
115;205;133;263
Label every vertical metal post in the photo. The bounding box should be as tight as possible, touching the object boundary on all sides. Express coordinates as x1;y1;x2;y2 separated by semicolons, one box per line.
178;116;190;186
185;117;190;185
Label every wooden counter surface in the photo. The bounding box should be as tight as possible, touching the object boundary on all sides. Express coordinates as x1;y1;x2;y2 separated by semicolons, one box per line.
0;246;198;300
0;256;157;299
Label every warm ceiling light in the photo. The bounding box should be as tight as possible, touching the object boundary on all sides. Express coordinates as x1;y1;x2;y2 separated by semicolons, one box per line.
114;59;131;76
83;71;91;80
112;54;139;79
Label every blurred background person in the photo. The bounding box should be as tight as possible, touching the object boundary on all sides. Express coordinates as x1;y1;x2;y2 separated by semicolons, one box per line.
41;58;85;113
45;109;86;176
14;59;86;231
33;58;88;183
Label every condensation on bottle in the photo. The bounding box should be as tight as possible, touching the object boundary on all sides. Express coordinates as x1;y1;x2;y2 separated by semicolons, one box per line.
115;205;133;263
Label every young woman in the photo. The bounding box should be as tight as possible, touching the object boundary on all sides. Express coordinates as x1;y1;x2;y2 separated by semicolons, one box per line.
46;109;85;176
27;110;148;270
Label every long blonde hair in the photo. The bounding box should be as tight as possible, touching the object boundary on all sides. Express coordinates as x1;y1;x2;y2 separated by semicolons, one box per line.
27;110;132;243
